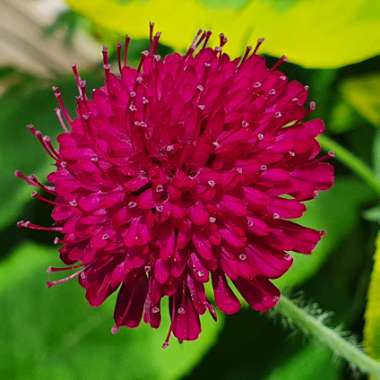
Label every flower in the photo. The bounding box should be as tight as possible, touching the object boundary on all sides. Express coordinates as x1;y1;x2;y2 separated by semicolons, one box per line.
17;25;334;346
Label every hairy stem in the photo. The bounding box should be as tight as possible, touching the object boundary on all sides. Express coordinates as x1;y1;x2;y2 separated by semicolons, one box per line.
276;295;380;379
318;135;380;196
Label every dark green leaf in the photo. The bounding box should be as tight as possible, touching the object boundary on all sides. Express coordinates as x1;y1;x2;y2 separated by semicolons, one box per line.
0;242;221;380
373;130;380;178
266;342;341;380
329;99;361;134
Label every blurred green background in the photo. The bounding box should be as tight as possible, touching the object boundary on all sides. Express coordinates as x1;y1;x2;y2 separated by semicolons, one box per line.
1;0;380;379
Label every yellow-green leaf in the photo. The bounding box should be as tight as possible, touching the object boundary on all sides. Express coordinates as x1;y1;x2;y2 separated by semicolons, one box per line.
364;231;380;364
341;74;380;128
66;0;380;68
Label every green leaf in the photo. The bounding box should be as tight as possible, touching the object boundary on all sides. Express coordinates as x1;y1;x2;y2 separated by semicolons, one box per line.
200;0;248;8
0;242;221;380
341;74;380;128
266;342;340;380
365;231;380;371
66;0;380;68
329;99;361;134
373;130;380;178
0;74;100;230
276;177;375;289
364;205;380;223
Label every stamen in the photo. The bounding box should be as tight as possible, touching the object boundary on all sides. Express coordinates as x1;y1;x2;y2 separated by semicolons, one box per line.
52;86;72;124
137;50;149;72
102;46;109;67
194;30;208;50
43;135;60;158
103;64;112;94
162;301;175;349
79;80;88;104
219;33;228;48
253;37;265;55
15;170;55;193
17;220;62;232
239;46;252;66
150;31;161;55
27;125;59;160
116;42;122;73
47;264;83;273
71;64;81;94
55;108;69;132
206;302;218;321
149;21;154;47
31;191;56;206
47;269;83;288
123;35;131;67
186;29;203;56
271;55;288;71
53;237;62;245
201;31;212;49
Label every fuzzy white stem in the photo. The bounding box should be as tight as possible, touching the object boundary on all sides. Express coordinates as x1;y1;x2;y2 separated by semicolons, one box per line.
276;296;380;379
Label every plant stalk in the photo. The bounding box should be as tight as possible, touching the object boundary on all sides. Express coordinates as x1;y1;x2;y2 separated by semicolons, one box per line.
318;135;380;196
276;295;380;379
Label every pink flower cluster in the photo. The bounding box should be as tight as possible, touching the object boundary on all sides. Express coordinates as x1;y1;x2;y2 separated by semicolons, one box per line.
17;26;334;346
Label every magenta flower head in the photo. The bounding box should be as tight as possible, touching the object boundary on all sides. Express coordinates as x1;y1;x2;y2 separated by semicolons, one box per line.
17;25;334;346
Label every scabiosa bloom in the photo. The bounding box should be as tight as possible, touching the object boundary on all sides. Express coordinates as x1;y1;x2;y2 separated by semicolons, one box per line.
17;25;334;346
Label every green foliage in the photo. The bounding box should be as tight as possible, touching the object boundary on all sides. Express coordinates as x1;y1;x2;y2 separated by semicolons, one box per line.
200;0;248;9
340;74;380;128
0;242;221;380
66;0;380;68
329;99;361;134
364;206;380;223
266;343;340;380
373;130;380;178
365;231;380;371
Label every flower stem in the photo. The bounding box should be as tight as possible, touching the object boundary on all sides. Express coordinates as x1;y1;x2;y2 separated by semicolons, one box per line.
276;295;380;379
318;135;380;196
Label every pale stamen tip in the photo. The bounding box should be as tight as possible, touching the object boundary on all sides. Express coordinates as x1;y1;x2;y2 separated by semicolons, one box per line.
17;220;29;228
309;101;317;111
